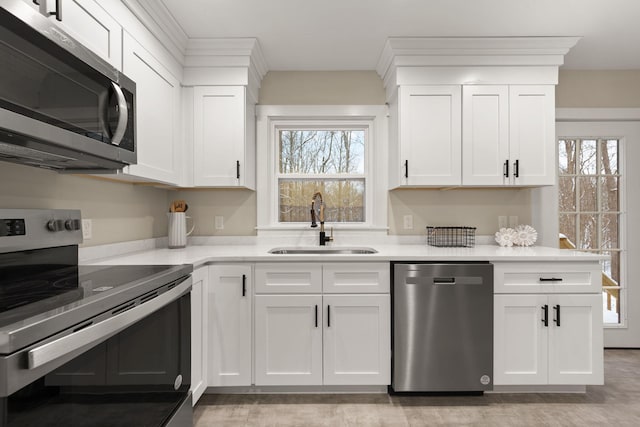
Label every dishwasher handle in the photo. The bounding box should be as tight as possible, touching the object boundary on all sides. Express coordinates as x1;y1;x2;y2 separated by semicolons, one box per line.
433;277;456;284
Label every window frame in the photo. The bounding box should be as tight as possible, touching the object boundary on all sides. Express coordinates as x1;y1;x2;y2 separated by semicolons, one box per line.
255;105;388;233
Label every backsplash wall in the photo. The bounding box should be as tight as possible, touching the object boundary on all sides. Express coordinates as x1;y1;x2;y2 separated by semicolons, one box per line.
0;162;168;246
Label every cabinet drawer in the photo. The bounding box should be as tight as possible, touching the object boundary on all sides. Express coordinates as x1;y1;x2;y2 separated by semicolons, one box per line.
254;263;322;294
322;263;390;293
494;262;601;294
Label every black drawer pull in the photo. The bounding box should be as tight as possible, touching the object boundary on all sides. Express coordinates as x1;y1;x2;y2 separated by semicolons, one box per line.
542;304;548;327
539;277;563;282
434;277;456;284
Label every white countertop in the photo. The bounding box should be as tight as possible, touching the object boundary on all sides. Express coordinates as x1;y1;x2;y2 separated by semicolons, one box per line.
84;242;606;268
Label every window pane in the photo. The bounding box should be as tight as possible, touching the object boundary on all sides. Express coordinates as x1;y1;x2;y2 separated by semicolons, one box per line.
559;214;576;247
279;130;365;174
558;177;576;211
603;289;620;324
579;214;597;249
601;214;620;250
600;139;618;175
579;139;597;175
601;250;620;284
578;176;598;211
600;176;619;211
279;179;365;223
558;139;576;174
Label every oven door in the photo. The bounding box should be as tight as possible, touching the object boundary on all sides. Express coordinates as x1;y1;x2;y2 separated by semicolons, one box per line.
0;277;191;427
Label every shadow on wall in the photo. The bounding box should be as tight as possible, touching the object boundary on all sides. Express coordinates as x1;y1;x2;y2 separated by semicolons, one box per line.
171;189;257;236
388;188;532;235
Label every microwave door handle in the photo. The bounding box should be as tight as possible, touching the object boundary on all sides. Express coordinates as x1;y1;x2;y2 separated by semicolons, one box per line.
109;82;129;146
27;278;191;370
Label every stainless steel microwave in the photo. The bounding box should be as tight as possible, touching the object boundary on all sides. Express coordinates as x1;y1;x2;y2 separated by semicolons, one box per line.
0;0;136;172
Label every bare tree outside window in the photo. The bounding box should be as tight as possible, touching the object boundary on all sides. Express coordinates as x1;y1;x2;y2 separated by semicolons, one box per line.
558;138;622;324
278;129;366;223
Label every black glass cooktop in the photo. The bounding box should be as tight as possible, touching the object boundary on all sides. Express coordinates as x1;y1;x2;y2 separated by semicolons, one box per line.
0;264;179;329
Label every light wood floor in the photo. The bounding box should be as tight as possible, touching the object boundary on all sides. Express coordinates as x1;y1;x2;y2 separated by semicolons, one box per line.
194;349;640;426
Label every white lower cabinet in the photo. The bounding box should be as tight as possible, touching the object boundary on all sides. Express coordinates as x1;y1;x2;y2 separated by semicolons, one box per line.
322;295;390;385
208;265;252;386
254;295;323;385
190;266;208;405
494;293;603;385
254;294;390;386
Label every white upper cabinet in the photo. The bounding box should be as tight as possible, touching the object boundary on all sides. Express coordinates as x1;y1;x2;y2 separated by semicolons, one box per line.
395;85;462;186
32;0;122;69
508;85;556;186
122;32;182;185
462;85;510;186
463;85;555;186
192;86;255;188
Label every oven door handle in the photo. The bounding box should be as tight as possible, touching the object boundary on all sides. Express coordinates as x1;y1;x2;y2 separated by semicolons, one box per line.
27;277;191;370
109;82;129;146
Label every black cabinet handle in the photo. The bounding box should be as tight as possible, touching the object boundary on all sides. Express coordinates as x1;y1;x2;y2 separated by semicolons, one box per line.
315;305;318;328
554;304;561;326
49;0;62;21
539;277;563;282
542;304;548;327
241;274;246;297
404;160;408;178
327;305;331;327
236;160;240;179
503;160;509;178
514;159;520;178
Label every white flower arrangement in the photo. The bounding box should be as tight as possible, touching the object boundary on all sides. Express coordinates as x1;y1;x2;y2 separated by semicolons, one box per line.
494;227;517;247
495;225;538;247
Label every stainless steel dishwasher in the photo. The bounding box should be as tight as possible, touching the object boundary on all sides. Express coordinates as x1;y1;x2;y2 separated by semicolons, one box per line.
391;262;493;392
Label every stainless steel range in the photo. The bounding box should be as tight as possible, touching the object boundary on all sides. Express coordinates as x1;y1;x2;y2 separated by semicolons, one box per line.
0;209;193;427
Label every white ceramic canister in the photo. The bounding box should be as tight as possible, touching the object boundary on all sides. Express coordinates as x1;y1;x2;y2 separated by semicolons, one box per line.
167;212;194;249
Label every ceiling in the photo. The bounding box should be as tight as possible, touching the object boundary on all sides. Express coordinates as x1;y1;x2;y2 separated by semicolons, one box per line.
158;0;640;71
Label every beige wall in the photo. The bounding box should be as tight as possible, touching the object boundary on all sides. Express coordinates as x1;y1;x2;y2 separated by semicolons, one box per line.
259;71;385;105
171;189;256;236
0;162;169;246
557;70;640;107
389;189;532;235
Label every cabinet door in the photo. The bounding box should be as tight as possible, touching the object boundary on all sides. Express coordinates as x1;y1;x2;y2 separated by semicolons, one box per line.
548;294;604;385
462;85;510;186
208;265;252;386
398;85;462;186
122;32;182;185
193;86;248;187
323;295;390;385
494;294;548;385
51;0;122;69
254;295;322;385
190;267;208;404
509;85;555;186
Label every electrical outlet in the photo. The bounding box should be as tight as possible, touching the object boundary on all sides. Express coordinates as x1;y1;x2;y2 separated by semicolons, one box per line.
508;215;519;228
82;219;92;239
498;216;508;229
214;216;224;230
403;214;413;230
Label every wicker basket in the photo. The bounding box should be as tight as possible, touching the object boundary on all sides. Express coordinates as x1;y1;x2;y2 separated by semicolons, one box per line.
426;226;476;248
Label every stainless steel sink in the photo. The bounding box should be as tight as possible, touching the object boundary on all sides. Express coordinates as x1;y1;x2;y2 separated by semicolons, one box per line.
268;247;378;255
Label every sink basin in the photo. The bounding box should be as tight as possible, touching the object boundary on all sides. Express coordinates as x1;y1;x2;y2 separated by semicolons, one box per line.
268;247;378;255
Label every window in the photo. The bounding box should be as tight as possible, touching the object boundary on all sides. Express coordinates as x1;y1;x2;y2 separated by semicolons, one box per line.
255;105;387;233
277;128;366;223
558;138;622;324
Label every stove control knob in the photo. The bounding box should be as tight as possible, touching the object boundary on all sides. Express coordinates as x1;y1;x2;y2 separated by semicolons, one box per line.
46;219;64;232
65;219;81;231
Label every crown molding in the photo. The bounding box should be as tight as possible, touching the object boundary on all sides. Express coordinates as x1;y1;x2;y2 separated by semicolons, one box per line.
376;37;581;86
125;1;268;88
